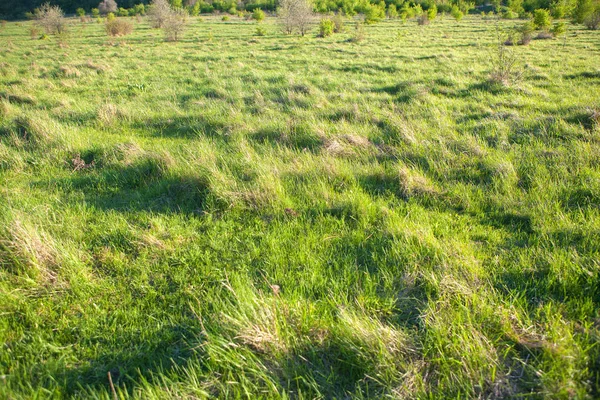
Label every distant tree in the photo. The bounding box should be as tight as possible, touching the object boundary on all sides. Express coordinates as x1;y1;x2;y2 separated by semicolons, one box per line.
148;0;172;27
35;3;67;35
98;0;118;15
92;8;100;17
277;0;314;35
573;0;600;28
76;8;86;16
163;8;187;40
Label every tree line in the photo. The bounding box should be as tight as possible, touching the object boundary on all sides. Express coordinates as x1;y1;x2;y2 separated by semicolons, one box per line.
1;0;598;27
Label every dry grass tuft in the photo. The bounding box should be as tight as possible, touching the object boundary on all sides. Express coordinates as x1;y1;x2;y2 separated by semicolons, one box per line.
398;166;439;198
12;114;61;146
83;59;109;73
97;103;121;125
59;65;81;78
0;219;60;284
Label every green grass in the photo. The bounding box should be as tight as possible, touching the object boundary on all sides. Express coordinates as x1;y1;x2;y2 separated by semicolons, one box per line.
0;14;599;398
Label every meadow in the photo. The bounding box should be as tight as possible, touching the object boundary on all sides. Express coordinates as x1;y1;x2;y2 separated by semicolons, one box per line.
0;13;599;398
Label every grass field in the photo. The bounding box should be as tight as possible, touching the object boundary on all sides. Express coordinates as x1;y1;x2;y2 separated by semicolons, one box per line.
0;13;599;398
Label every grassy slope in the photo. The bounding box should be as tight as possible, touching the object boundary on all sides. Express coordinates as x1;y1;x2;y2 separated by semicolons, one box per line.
0;14;599;399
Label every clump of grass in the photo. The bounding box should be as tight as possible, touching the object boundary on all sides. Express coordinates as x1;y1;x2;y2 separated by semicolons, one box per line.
59;64;81;78
398;166;439;198
97;103;121;125
9;114;61;147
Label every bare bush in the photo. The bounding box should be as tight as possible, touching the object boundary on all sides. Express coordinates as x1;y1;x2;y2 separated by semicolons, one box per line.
148;0;172;28
105;18;133;36
163;9;187;41
98;0;118;14
489;43;522;86
278;0;314;35
35;3;68;35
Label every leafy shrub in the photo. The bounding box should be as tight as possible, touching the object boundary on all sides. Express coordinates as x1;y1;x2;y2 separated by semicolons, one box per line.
427;4;438;20
106;12;116;21
533;9;552;29
253;8;265;22
106;18;133;36
76;8;86;17
365;4;385;24
551;21;567;36
550;0;566;18
189;1;201;16
572;0;596;24
319;17;334;37
451;5;464;20
255;26;266;35
118;7;129;17
584;6;600;29
133;4;146;15
502;9;519;18
92;8;100;17
222;15;230;21
518;20;535;44
387;4;398;18
332;13;344;32
35;3;68;35
98;0;118;14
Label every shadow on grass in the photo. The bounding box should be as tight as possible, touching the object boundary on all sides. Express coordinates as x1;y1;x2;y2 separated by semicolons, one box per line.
131;115;230;140
58;322;202;397
42;161;210;215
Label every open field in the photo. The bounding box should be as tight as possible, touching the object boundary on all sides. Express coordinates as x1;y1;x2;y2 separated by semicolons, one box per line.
1;14;600;398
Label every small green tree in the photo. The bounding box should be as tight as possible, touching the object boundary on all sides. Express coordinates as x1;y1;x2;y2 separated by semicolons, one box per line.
190;1;201;16
318;17;334;36
133;4;146;15
92;8;100;17
451;5;464;20
387;4;398;18
365;3;385;23
253;8;265;22
533;9;552;29
551;21;567;35
76;8;86;16
427;4;437;20
572;0;593;23
332;13;344;31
